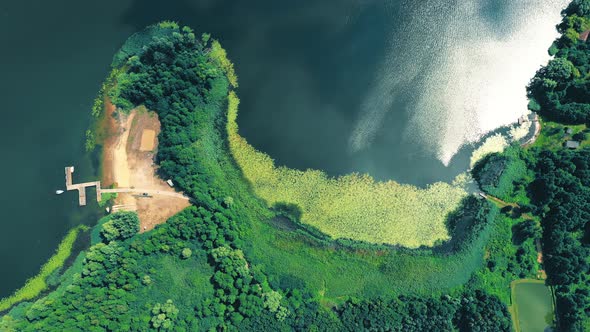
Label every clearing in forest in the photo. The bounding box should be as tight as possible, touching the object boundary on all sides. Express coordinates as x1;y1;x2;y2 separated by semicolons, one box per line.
102;100;190;231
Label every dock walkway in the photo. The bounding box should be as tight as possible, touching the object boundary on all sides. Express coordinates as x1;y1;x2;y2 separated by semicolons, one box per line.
65;166;101;206
64;166;190;206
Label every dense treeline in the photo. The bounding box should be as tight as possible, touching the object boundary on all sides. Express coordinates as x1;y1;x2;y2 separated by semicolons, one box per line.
529;148;590;331
337;292;511;332
472;146;530;201
528;0;590;124
525;1;590;330
488;1;590;330
1;22;513;331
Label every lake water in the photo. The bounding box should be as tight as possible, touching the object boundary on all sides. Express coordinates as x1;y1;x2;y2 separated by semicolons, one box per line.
0;0;567;298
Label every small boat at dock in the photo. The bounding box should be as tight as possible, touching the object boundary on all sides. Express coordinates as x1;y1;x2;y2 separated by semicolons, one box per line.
56;190;65;195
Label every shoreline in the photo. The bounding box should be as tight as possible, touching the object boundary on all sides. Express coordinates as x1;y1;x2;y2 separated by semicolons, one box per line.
522;114;542;147
0;225;88;312
97;97;118;187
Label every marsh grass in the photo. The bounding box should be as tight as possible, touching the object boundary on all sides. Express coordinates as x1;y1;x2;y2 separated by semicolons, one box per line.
227;91;467;248
0;225;88;312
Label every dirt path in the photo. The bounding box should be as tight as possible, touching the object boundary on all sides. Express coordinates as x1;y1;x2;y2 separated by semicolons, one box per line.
522;114;541;147
484;195;535;220
102;188;190;200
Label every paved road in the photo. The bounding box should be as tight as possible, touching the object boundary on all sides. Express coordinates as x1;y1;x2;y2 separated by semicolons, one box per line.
102;188;191;200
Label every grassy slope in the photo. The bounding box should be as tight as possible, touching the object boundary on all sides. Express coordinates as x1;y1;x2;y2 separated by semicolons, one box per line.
129;251;215;329
530;119;590;151
244;216;490;302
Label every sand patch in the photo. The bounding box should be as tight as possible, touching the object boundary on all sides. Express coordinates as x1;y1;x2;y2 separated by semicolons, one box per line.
112;113;134;188
102;100;190;231
101;98;120;187
139;129;156;151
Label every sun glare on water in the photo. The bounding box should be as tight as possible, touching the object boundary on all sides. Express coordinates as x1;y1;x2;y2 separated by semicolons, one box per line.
350;0;569;165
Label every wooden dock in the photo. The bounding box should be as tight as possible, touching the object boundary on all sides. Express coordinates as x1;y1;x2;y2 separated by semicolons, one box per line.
65;166;102;206
64;166;189;206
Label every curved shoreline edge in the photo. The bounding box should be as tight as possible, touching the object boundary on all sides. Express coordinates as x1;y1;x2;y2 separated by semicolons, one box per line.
0;225;88;312
226;88;469;247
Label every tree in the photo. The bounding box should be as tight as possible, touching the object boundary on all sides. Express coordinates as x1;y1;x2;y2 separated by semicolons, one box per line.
150;300;179;330
181;248;192;259
564;0;590;17
512;220;541;245
100;212;140;242
539;58;578;84
262;291;282;312
142;275;152;286
455;291;511;332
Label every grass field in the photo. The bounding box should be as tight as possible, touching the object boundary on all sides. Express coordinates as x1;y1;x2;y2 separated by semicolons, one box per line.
511;280;553;332
241;208;496;303
130;252;215;327
530;119;590;151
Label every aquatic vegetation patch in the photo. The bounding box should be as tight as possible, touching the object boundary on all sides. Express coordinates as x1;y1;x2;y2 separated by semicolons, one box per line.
0;225;87;312
227;92;467;248
470;133;509;168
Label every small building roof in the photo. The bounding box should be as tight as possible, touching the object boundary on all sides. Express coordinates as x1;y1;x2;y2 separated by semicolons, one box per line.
580;30;590;42
566;127;574;135
566;140;581;149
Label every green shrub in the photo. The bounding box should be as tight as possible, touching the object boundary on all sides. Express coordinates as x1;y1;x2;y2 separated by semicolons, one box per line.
100;211;139;243
150;300;179;330
84;130;96;152
472;146;529;200
181;248;192;259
